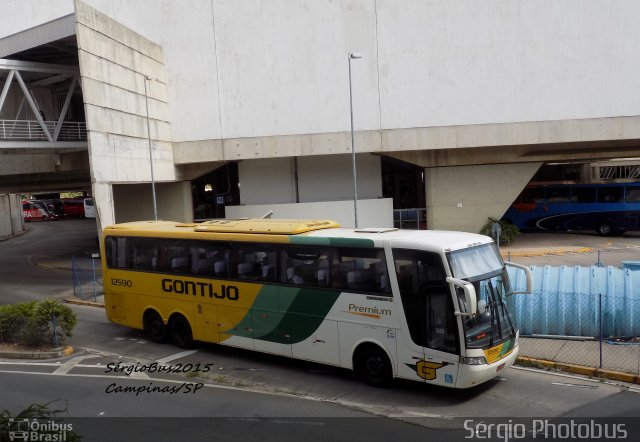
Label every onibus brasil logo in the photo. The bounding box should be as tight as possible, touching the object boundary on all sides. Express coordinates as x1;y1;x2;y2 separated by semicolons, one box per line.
7;418;74;441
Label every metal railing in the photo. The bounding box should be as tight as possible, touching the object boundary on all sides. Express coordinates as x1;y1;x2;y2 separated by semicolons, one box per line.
513;292;640;375
72;255;103;302
393;208;427;230
0;119;87;141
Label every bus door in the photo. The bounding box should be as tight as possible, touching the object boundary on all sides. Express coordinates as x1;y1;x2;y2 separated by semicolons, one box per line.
392;249;460;386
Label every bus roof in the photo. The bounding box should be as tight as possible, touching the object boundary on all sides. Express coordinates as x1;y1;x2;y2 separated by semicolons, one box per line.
103;218;493;252
104;219;340;235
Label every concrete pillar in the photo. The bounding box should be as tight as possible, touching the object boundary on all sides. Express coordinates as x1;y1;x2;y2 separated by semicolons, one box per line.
425;162;542;233
0;194;25;239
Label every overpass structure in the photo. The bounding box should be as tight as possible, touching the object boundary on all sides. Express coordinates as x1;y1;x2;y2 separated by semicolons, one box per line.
1;0;639;233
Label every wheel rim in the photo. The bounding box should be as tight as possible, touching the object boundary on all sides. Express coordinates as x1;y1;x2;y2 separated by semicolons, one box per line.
365;355;385;378
145;313;166;342
358;348;391;385
600;223;612;235
171;317;192;347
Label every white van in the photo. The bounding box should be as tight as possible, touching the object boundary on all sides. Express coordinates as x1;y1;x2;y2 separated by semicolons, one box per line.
83;197;96;219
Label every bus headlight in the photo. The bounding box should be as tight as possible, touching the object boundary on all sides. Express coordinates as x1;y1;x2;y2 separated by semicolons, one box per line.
459;356;488;365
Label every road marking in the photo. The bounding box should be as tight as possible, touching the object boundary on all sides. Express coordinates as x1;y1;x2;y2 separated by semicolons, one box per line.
53;355;99;375
156;349;200;364
551;382;598;389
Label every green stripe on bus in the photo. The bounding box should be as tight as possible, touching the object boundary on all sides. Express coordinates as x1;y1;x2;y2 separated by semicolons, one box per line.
226;286;340;345
289;236;331;246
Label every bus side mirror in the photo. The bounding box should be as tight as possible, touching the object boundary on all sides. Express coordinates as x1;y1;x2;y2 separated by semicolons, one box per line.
446;276;477;317
505;262;533;294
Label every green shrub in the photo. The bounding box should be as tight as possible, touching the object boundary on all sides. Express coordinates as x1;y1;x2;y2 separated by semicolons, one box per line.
480;217;520;245
33;299;77;344
0;302;36;343
0;299;76;347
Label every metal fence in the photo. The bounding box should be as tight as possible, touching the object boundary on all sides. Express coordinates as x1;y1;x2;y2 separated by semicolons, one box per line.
393;208;427;230
506;254;640;375
513;293;640;375
71;255;103;302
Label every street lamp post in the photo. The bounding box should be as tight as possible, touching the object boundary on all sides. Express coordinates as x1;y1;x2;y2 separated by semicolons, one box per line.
143;75;158;221
348;52;362;228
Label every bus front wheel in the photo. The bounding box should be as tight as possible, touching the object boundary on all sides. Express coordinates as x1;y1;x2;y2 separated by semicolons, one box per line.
170;315;194;348
354;344;392;387
143;311;168;343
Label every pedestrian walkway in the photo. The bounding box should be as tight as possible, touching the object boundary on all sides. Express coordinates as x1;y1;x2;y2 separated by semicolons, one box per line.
519;337;640;383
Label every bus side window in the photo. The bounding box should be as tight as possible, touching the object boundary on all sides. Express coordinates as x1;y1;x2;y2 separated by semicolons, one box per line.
625;188;640;203
332;247;390;294
598;187;624;203
131;238;156;270
189;243;225;276
167;245;189;273
231;244;277;281
283;246;330;287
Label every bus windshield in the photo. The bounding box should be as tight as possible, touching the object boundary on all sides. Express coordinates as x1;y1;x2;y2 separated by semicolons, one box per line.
448;244;516;349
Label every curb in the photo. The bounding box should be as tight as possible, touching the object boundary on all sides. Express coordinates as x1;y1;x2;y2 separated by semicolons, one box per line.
0;226;29;243
517;356;640;385
0;345;74;360
65;297;104;308
502;247;594;258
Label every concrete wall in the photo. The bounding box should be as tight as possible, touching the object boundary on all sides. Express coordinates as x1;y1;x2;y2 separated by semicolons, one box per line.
66;0;640;143
226;198;393;229
74;0;174;227
238;154;382;205
0;194;25;239
426;162;542;233
112;181;192;224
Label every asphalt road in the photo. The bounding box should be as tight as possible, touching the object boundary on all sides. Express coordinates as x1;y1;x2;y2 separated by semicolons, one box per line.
0;219;99;303
1;221;640;441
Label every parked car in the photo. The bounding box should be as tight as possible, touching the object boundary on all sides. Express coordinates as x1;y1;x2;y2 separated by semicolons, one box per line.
61;198;85;218
83;197;96;219
38;198;65;218
27;200;59;221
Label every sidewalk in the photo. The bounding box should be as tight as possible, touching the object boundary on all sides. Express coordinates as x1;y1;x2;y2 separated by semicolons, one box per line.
518;336;640;383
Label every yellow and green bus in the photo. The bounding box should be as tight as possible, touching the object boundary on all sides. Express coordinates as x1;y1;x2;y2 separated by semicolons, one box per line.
102;218;532;388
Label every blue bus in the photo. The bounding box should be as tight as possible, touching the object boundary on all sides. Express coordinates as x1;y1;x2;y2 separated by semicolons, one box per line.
502;182;640;235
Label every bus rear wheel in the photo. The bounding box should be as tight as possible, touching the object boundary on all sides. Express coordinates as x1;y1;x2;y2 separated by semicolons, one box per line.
143;311;168;343
170;315;194;348
354;344;392;387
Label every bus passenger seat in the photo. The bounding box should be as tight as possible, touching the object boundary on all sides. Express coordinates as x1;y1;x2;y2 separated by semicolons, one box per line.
171;256;189;272
238;262;254;278
347;269;372;290
214;260;227;276
262;264;275;281
379;274;389;291
317;268;328;286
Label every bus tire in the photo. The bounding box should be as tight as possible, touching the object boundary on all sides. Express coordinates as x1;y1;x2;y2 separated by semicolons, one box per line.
143;310;169;343
170;314;194;348
354;344;392;387
597;221;614;236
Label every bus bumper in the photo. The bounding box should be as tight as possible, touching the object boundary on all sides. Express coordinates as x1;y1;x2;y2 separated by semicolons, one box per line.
455;345;519;389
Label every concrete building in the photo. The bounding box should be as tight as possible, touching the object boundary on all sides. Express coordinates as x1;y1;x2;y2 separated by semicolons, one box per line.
1;0;639;232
